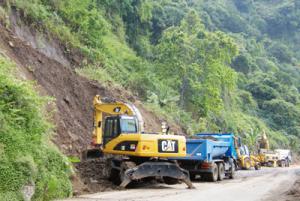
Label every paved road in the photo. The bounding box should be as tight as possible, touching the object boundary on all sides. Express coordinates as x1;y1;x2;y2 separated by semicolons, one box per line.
61;166;300;201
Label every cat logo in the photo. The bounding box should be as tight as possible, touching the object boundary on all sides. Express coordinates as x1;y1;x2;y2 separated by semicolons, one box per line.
158;140;178;153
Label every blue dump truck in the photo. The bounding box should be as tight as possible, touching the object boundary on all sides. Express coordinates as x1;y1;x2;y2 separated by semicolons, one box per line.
175;133;238;182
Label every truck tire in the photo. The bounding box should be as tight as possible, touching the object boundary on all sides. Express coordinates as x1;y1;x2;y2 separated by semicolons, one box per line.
286;160;290;167
207;163;218;182
218;163;225;181
267;161;273;167
243;157;251;170
229;163;235;179
280;160;286;167
254;163;261;170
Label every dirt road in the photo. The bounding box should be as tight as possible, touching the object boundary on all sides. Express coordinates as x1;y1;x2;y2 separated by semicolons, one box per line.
62;166;300;201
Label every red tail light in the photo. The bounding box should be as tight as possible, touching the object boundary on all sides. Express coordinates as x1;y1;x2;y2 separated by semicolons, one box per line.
201;162;212;169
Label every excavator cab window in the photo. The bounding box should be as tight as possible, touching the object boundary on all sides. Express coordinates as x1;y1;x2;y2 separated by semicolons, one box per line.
240;145;250;156
103;116;138;145
120;116;137;133
103;116;121;145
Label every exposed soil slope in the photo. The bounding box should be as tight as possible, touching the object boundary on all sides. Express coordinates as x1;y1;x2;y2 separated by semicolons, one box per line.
0;17;183;156
0;13;183;194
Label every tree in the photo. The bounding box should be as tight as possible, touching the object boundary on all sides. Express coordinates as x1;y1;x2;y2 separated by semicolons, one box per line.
155;10;238;117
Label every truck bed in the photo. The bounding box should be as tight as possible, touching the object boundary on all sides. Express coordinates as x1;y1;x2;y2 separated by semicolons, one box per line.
181;133;238;161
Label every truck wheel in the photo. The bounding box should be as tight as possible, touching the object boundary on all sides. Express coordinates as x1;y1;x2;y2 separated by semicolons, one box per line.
286;160;290;167
254;163;261;170
207;163;218;182
243;158;251;170
267;161;273;167
163;177;179;185
229;163;235;179
281;160;286;167
218;163;225;181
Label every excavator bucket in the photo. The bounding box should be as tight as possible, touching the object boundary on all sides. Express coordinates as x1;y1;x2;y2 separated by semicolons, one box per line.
120;161;195;189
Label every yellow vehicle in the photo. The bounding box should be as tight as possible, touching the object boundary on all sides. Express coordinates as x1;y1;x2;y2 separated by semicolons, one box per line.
256;149;279;167
255;132;279;167
86;95;193;188
236;140;261;170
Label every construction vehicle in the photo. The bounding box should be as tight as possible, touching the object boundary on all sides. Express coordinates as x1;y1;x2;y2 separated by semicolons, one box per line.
255;132;279;167
236;140;261;170
173;133;237;182
86;95;194;188
275;149;292;167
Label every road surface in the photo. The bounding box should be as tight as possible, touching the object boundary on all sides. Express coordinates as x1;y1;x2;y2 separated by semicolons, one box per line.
61;166;300;201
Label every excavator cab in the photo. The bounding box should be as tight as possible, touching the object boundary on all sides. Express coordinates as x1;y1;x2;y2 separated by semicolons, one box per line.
103;115;138;146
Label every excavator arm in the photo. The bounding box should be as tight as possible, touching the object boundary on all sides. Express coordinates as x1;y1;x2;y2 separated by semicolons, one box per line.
259;131;270;150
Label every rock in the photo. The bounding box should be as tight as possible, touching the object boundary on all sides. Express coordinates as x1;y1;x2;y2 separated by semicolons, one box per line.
21;182;35;201
8;41;14;47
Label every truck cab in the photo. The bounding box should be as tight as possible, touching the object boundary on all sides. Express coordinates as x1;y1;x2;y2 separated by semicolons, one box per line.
275;149;292;167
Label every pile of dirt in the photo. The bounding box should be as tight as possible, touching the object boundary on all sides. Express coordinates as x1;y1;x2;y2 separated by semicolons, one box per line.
284;173;300;201
287;179;300;196
0;12;184;194
72;159;123;195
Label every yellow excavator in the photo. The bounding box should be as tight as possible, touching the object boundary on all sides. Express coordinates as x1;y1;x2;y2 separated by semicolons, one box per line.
255;131;279;167
85;95;194;188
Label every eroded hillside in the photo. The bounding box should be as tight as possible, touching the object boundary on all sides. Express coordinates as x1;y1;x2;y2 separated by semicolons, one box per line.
0;10;185;195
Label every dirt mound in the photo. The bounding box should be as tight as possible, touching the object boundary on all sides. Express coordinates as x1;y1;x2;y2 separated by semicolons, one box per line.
72;159;123;195
284;170;300;201
0;13;183;194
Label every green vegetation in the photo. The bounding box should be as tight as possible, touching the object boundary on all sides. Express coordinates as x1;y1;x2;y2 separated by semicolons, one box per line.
3;0;299;152
1;0;300;148
0;56;72;200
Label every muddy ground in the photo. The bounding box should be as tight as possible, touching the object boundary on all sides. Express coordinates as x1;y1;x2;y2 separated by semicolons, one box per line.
61;166;300;201
0;11;183;194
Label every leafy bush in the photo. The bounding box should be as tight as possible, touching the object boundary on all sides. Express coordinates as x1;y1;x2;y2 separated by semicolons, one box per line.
0;56;72;200
267;42;293;63
246;82;278;101
261;99;300;131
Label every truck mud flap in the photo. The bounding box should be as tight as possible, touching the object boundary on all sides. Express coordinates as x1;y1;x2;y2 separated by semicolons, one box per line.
120;161;195;189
